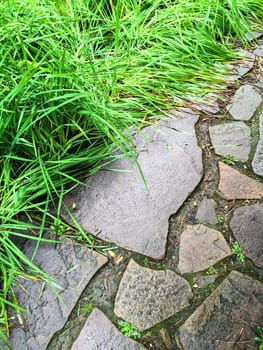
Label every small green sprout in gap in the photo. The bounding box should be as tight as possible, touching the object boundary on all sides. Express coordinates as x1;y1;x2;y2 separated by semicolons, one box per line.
222;155;237;166
143;257;150;268
231;241;245;263
216;212;224;223
81;303;94;315
118;320;141;339
206;266;218;275
50;219;67;235
255;326;263;350
71;202;77;210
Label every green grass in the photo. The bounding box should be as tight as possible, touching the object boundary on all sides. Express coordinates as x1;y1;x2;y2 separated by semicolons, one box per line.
255;326;263;350
231;241;245;263
118;320;142;339
0;0;262;343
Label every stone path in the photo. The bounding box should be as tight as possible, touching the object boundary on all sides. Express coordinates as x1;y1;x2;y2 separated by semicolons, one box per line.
2;36;263;350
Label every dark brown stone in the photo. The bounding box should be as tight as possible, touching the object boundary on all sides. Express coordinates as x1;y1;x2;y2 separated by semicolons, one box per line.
179;271;263;350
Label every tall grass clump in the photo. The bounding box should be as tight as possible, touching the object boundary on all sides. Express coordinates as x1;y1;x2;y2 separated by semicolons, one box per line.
0;0;262;342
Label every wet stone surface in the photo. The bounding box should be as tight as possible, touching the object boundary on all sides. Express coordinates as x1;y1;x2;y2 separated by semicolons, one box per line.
178;224;231;273
114;259;193;331
209;121;251;162
62;110;203;259
179;271;263;350
230;203;263;268
5;239;107;350
71;308;146;350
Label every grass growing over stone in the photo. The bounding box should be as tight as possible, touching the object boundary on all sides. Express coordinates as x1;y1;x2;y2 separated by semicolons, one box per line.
0;0;262;343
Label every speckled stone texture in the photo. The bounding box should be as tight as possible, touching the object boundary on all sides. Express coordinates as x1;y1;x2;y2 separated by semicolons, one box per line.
179;271;263;350
252;112;263;176
218;162;263;199
114;259;192;331
62;109;203;259
227;84;262;120
230;203;263;268
6;238;107;350
209;121;251;162
178;224;231;273
71;308;146;350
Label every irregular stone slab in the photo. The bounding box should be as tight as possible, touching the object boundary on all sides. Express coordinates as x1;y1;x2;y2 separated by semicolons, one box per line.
252;112;263;176
227;74;242;83
234;62;253;77
114;259;192;331
7;238;107;350
237;50;255;62
62;110;203;259
71;308;146;350
245;31;263;41
254;45;263;57
191;101;220;114
209;122;251;162
228;50;255;79
230;204;263;268
195;197;218;225
179;271;263;350
227;85;262;121
218;162;263;199
178;224;231;273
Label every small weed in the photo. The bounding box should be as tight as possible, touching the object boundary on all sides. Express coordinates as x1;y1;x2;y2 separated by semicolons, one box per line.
216;212;224;223
81;303;94;315
255;326;263;350
255;328;263;349
206;267;218;275
50;219;67;235
231;241;245;263
222;155;237;166
118;320;141;339
156;262;166;270
143;257;150;268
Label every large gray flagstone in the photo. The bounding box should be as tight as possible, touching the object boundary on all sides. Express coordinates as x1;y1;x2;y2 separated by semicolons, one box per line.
62;110;203;259
71;308;146;350
5;238;107;350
